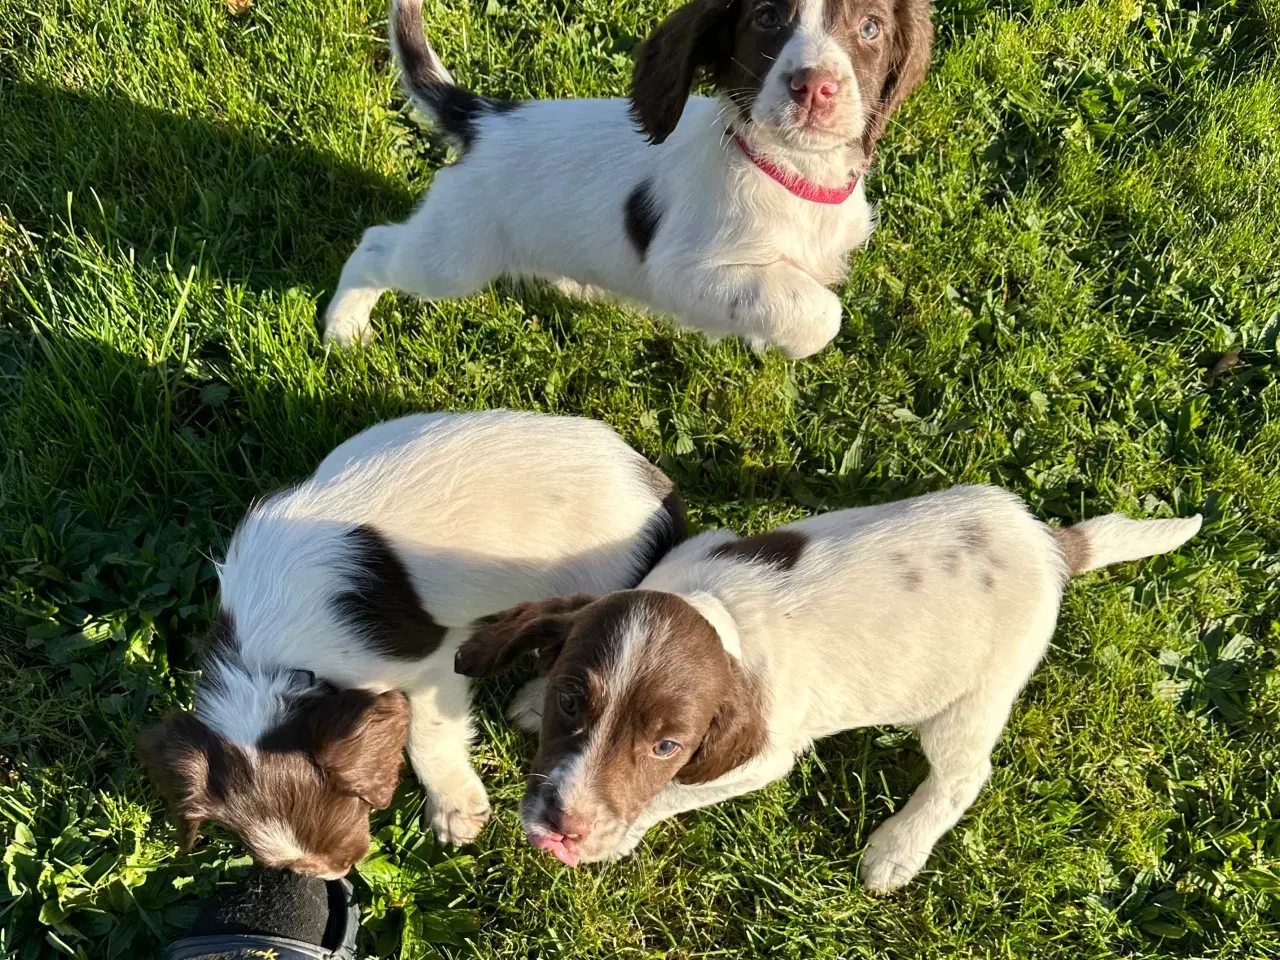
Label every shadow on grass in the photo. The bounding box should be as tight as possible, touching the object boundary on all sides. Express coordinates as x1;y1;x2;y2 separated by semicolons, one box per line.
0;79;416;295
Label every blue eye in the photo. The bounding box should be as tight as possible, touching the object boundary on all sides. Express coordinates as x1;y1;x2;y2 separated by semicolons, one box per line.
652;739;682;759
859;17;880;40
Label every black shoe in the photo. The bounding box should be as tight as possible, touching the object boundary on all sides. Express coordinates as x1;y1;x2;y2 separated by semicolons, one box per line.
165;872;360;960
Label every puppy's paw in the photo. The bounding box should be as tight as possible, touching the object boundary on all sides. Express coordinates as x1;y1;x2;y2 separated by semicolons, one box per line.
427;778;492;846
323;297;375;349
772;285;842;359
506;678;547;735
733;275;842;359
860;826;931;893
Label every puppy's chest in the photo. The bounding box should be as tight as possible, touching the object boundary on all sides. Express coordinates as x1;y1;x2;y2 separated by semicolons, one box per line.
733;193;872;285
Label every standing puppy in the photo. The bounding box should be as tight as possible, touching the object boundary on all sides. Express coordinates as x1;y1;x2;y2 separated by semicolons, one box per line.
324;0;932;357
456;485;1201;891
139;410;683;878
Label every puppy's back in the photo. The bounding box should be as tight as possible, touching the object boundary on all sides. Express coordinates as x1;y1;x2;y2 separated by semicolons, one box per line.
223;411;682;657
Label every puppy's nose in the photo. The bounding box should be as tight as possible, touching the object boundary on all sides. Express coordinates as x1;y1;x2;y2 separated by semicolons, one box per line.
788;68;839;108
549;807;593;841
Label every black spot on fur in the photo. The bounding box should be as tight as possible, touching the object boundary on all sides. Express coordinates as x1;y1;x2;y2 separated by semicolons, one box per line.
624;179;662;260
201;609;238;660
712;530;807;571
631;463;688;580
419;86;522;152
332;525;446;660
393;0;522;153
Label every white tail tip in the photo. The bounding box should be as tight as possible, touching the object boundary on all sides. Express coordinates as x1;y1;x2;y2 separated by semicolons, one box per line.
1056;513;1202;576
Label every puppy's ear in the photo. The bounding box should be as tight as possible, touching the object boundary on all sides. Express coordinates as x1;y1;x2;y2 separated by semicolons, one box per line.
675;663;768;784
454;595;596;678
138;711;238;850
311;689;411;809
861;0;934;155
629;0;738;144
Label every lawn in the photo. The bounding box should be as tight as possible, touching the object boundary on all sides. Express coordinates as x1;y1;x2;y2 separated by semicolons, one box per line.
1;0;1278;956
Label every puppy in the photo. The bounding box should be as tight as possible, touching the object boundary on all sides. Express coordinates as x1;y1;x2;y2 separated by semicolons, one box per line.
324;0;932;358
138;410;684;878
456;485;1201;891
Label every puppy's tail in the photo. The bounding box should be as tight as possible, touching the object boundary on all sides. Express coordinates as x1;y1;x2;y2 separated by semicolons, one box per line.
1053;512;1202;577
388;0;518;152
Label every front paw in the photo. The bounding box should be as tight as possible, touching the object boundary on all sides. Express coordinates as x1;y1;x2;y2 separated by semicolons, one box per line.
735;279;842;359
323;299;375;348
860;823;932;893
427;778;492;846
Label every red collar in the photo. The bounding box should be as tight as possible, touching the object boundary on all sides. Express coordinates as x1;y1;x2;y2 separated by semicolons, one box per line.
734;135;860;204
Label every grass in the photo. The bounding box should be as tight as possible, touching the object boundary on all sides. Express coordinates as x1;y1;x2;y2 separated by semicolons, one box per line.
0;0;1278;955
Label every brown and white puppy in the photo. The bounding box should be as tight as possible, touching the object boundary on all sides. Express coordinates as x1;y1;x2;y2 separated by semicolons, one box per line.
139;410;684;878
457;485;1201;890
325;0;931;359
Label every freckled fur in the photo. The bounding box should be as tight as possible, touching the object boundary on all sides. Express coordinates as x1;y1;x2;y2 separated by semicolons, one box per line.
489;485;1200;889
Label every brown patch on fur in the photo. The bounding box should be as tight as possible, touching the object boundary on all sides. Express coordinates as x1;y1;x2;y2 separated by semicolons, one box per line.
718;0;801;119
629;0;741;143
895;554;923;591
712;529;807;571
629;0;932;152
1053;526;1092;577
454;594;598;677
527;591;768;828
958;519;990;552
847;0;933;156
138;689;410;876
333;525;446;660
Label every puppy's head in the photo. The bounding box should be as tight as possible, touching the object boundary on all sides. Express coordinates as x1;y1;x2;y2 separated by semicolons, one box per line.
630;0;932;157
139;682;409;879
456;590;766;865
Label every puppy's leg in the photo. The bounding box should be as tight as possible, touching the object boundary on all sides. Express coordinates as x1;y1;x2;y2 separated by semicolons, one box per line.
324;182;504;347
860;690;1011;893
405;664;492;846
325;225;397;347
506;676;547;735
661;262;843;359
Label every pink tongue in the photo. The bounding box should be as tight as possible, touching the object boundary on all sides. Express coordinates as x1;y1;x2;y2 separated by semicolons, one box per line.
529;832;579;866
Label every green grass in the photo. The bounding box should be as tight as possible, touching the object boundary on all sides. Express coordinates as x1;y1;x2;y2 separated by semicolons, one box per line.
1;0;1278;955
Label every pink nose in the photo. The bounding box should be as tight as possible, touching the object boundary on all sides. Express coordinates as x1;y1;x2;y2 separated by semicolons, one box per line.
789;68;839;108
551;809;593;841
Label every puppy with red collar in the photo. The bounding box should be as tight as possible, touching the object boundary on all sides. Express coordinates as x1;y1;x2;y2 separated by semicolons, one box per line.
456;485;1201;891
325;0;932;358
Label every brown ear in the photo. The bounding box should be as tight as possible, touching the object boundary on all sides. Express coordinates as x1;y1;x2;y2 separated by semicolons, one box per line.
454;594;595;678
629;0;738;144
861;0;934;154
310;690;411;809
137;710;243;850
675;663;768;784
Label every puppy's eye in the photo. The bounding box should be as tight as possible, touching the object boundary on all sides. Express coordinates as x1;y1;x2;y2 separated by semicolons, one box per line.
652;739;682;759
558;692;580;716
753;4;782;29
858;17;880;40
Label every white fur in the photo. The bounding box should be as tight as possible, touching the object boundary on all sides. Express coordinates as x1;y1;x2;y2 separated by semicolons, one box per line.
196;409;678;844
324;1;879;358
554;485;1201;889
